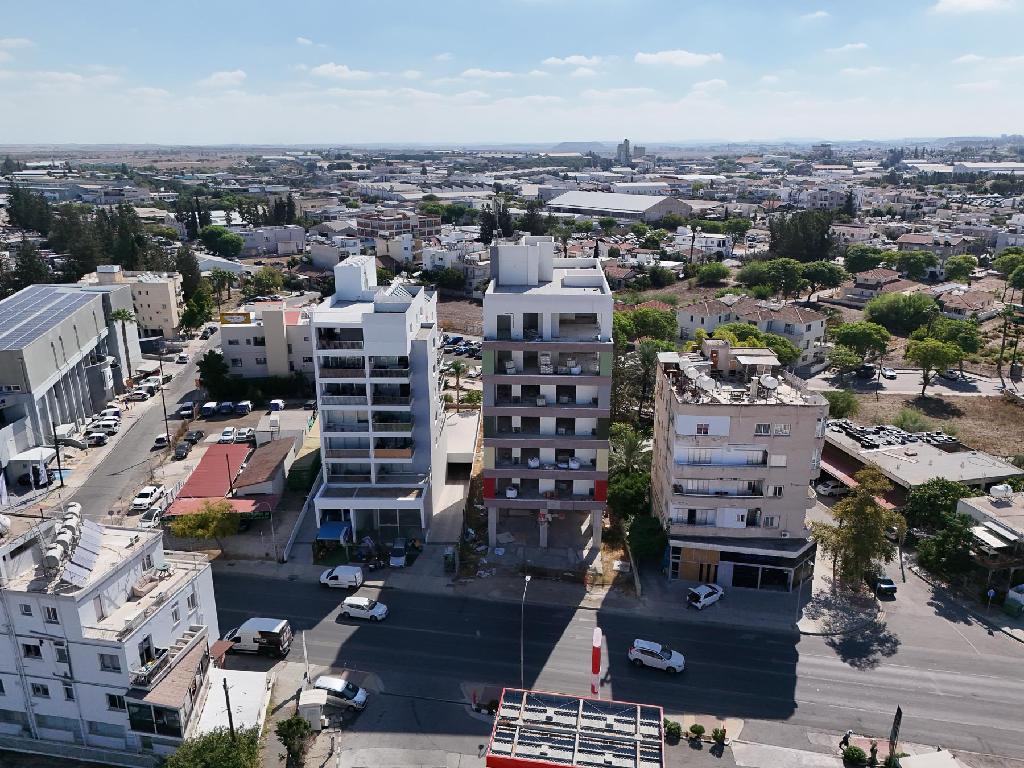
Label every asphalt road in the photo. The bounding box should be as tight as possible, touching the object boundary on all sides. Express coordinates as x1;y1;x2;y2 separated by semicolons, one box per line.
213;572;1024;760
807;369;1011;398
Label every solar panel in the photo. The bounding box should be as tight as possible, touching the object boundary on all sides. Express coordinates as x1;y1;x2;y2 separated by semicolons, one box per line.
78;520;104;551
70;545;98;570
0;287;100;350
61;562;91;588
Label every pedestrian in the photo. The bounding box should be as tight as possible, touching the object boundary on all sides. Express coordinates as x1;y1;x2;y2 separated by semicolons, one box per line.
840;730;853;748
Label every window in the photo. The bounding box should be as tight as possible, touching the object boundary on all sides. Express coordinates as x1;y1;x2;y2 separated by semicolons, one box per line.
171;606;180;625
31;683;49;699
44;606;59;624
770;485;784;497
302;356;313;363
187;592;197;611
55;646;69;664
99;653;122;673
761;516;779;528
22;643;42;660
19;604;32;616
754;423;771;436
63;684;75;701
0;679;5;695
143;554;153;570
88;721;125;739
695;423;710;436
255;357;267;365
244;339;251;345
231;359;242;368
107;694;127;711
227;339;240;346
774;423;791;436
685;448;712;465
671;508;715;526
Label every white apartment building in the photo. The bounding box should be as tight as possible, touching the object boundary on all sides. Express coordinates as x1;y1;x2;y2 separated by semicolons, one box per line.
673;226;733;260
0;510;218;764
229;225;305;257
86;266;184;339
651;340;828;591
220;304;315;379
309;237;361;271
311;255;447;542
675;295;829;374
481;236;613;550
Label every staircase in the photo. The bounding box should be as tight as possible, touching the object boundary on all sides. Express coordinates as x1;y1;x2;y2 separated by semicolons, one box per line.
168;625;206;664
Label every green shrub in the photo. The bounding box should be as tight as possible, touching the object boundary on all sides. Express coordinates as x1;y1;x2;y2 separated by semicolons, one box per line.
711;727;727;743
688;723;705;739
663;719;682;741
892;407;932;433
843;745;867;764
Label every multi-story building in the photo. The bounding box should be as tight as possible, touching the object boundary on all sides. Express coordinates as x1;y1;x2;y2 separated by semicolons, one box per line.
615;138;631;165
0;284;139;478
311;255;447;542
0;511;218;761
355;211;441;241
651;339;827;591
675;295;828;374
672;226;733;260
84;266;184;339
480;236;613;550
220;303;315;379
229;225;305;257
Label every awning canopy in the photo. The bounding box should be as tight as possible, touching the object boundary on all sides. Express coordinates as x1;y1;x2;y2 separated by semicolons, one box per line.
735;352;780;367
317;521;353;543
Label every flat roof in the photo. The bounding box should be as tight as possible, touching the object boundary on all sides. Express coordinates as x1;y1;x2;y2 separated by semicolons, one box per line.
194;668;270;737
0;285;98;351
489;267;611;298
547;191;672;213
959;491;1024;539
824;430;1023;489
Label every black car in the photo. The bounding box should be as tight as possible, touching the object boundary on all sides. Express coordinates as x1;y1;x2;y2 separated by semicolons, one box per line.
865;571;898;598
304;399;317;410
184;430;206;445
173;442;192;460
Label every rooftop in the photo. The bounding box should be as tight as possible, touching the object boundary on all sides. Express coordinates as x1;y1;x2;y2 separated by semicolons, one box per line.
489;266;611;298
234;439;295;488
959;490;1024;540
547;191;674;213
0;284;98;351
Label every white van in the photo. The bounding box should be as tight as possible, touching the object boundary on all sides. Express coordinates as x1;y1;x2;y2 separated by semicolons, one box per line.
222;618;293;658
319;565;364;589
313;675;368;711
93;418;120;435
99;406;123;420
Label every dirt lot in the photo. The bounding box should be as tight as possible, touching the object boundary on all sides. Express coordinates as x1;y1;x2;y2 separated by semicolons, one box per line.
853;393;1024;457
438;296;483;335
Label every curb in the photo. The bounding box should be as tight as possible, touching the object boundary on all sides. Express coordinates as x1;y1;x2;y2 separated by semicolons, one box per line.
908;565;1024;645
796;605;884;637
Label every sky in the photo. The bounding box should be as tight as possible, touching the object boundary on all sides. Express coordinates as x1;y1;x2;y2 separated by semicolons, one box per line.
1;0;1023;146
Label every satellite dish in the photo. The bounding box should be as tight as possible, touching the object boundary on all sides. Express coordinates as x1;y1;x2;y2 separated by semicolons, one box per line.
759;374;779;391
696;375;715;392
684;366;699;380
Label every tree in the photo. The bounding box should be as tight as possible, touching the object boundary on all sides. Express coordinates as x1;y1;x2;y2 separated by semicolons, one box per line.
609;423;652;479
891;407;933;433
199;225;244;258
883;250;937;281
767;210;834;262
833;321;891;364
110;308;137;384
630;339;676;422
598;216;617;233
209;267;234;309
902;478;977;531
822;389;859;419
736;260;771;288
250;266;283;296
809;468;906;585
11;238;50;291
424;267;465;291
942;254;977;284
915;317;982;376
647;265;676;288
168;499;240;550
197;350;230;397
627;308;677;341
801;261;848;298
627;514;666;560
843;244;885;275
449;360;466;413
863;293;937;335
479;208;495;245
275;712;313;768
916;512;976;579
696;262;731;285
842;189;856;216
175;245;202;300
164;727;260;768
520;200;546;236
828;345;862;379
905;338;961;396
992;248;1024;280
712;322;801;367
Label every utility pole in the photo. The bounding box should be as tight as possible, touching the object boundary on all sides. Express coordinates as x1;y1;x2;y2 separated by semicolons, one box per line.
520;574;531;689
50;420;65;488
157;354;170;442
223;677;236;741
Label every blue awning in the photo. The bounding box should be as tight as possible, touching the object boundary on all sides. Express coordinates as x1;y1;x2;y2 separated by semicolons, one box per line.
317;521;352;543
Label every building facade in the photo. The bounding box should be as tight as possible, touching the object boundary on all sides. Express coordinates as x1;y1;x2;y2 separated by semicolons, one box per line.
651;340;828;591
311;255;447;543
88;266;184;339
0;513;218;762
481;236;613;550
220;304;315;379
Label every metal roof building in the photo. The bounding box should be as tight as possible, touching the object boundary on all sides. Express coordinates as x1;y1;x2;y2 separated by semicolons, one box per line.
546;191;690;222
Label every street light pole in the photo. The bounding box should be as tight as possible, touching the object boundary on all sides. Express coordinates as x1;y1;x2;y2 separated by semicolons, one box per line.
157;354;170;442
520;574;531;689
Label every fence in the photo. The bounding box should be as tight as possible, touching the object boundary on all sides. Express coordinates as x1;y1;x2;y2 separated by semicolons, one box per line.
283;474;322;562
0;735;159;768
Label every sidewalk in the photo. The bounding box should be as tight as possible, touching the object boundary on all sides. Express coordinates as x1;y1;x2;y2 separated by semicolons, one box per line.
908;563;1024;644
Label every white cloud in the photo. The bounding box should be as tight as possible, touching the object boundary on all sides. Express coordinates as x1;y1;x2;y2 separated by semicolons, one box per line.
634;49;723;67
580;87;656;100
931;0;1014;13
0;51;10;63
543;54;602;67
430;76;464;85
461;67;514;78
198;69;247;88
128;86;171;99
569;66;597;78
401;69;422;80
528;69;550;77
310;62;373;80
955;79;1002;90
759;74;781;84
952;53;986;63
951;52;1024;66
691;78;728;95
452;90;489;100
296;36;313;46
827;42;868;53
799;10;830;20
0;37;34;48
841;66;887;76
434;52;454;61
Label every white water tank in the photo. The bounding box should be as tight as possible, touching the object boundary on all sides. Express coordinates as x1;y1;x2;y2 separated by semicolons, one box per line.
64;502;82;516
43;544;64;570
55;530;74;554
0;514;10;537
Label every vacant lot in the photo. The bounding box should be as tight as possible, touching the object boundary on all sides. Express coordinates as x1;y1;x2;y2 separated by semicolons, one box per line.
438;297;483;335
853;393;1024;457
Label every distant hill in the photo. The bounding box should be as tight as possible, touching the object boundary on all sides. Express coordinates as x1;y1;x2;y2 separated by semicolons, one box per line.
548;142;611;153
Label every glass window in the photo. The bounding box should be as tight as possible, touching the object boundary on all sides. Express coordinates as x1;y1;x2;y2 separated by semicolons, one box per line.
88;720;126;738
696;423;710;435
754;423;771;436
774;423;791;436
55;646;69;664
31;683;49;698
187;592;197;611
19;604;31;616
64;684;75;701
44;606;59;624
0;679;4;695
107;694;127;711
22;644;42;659
99;653;122;673
171;606;180;625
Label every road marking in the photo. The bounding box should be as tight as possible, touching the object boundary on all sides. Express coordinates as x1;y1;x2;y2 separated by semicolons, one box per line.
948;622;982;656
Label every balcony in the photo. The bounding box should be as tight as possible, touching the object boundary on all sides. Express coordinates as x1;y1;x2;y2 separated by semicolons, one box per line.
671;485;765;499
320;395;368;406
375;472;428;484
372;395;413;406
325;448;371;459
319;367;366;379
369;367;411;378
495;458;597;472
326;473;373;484
128;625;207;691
374;447;414;459
373;420;414;433
322;422;370;433
494;396;601;409
317;340;364;350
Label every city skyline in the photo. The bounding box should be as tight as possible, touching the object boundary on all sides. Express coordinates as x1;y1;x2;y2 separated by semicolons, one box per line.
2;0;1024;145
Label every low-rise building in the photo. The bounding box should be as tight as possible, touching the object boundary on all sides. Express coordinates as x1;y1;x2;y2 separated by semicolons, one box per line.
230;225;305;257
672;226;733;260
957;488;1024;588
838;268;922;305
83;266;184;339
651;340;827;590
219;304;314;379
546;191;690;222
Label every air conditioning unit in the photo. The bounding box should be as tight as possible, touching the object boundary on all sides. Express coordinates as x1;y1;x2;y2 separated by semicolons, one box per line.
780;531;790;539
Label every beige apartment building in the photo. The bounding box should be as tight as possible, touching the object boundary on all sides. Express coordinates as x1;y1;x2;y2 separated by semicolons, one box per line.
88;265;184;339
651;339;828;592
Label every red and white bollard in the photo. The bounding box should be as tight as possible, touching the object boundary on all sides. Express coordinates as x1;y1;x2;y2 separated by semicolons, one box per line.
591;627;602;698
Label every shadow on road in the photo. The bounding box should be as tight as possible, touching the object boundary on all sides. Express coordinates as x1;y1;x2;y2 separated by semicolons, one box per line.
825;618;901;670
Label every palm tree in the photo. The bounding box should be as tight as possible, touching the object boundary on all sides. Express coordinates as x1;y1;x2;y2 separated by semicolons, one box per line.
449;360;466;413
209;268;233;309
609;424;652;479
110;308;137;386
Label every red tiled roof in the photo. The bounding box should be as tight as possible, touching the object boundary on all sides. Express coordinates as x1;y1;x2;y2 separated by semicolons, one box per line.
177;444;250;499
165;497;261;518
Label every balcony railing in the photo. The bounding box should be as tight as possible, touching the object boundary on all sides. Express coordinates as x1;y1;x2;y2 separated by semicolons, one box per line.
319;367;366;378
372;396;413;406
322;423;370;433
495;488;597;502
494;364;602;377
317;340;364;350
325;448;371;459
674;458;768;468
671;487;764;498
374;447;414;459
494;459;597;472
320;395;367;406
326;473;372;483
490;428;605;440
369;367;411;378
495;397;601;408
376;472;428;484
372;421;414;433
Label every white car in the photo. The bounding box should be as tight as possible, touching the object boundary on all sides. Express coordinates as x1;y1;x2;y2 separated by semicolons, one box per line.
86;432;108;447
131;485;166;512
138;507;163;529
815;480;850;497
218;427;237;443
627;639;685;673
126;390;149;402
686;583;725;610
881;367;897;379
153;433;170;449
234;427;255;443
339;596;388;622
176;354;190;364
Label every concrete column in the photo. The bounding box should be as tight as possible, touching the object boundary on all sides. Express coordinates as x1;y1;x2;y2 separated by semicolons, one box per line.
591;509;602;549
488;507;498;548
538;517;548;548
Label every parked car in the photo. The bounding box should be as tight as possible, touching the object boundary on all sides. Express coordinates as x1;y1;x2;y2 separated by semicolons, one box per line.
131;485;166;512
815;479;850;497
269;399;285;411
200;402;218;417
92;419;120;435
184;430;206;445
138;507;163;529
339;596;388;622
86;432;109;447
319;565;364;589
176;353;190;364
234;400;253;415
218;427;237;443
866;571;898;598
389;538;408;568
153;433;170;450
686;583;725;610
126;390;149;402
98;406;123;420
627;639;685;673
217;401;235;415
856;363;877;379
303;399;317;410
178;402;197;419
173;442;192;460
313;675;367;711
234;427;255;443
881;367;897;380
222;618;292;658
